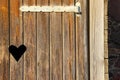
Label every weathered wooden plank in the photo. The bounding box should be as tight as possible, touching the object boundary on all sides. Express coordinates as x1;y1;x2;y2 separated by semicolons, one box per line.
62;0;75;80
50;0;63;80
104;0;108;79
76;15;85;80
23;0;37;80
104;30;108;58
104;0;108;59
76;0;89;80
90;0;104;80
10;0;23;80
37;0;50;80
104;0;108;30
0;0;9;79
104;59;108;74
105;74;109;80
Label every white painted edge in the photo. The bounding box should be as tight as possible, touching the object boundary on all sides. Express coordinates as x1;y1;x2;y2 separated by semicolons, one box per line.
20;2;80;13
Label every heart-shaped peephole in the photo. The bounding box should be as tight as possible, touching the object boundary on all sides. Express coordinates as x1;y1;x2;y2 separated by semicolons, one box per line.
9;44;27;61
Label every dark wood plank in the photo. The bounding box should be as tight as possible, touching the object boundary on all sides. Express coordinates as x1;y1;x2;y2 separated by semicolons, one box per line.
50;0;63;80
0;0;9;79
63;0;76;80
10;0;23;80
37;0;50;80
23;0;37;80
76;0;88;80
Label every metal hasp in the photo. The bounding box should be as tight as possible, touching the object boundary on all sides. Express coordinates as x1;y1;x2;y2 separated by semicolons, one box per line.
20;2;81;13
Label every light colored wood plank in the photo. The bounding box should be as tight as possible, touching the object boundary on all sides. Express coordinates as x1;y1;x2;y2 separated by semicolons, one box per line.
23;0;37;80
0;0;9;79
104;59;108;74
76;0;89;80
37;0;50;80
104;30;108;58
10;0;23;80
63;0;75;80
104;0;108;30
105;74;109;80
104;0;108;59
104;30;108;43
104;1;108;80
90;0;104;80
50;0;63;80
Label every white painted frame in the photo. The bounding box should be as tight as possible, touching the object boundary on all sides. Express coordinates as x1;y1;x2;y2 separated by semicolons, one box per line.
90;0;104;80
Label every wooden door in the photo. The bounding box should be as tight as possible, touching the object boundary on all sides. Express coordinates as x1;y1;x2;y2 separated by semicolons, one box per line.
0;0;89;80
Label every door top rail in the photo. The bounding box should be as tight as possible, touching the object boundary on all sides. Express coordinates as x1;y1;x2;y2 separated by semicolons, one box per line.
20;2;81;13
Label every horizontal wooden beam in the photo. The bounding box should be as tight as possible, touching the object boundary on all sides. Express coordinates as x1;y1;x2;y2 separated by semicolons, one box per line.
20;2;81;13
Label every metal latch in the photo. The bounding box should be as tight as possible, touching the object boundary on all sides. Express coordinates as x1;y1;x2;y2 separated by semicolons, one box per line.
20;2;81;13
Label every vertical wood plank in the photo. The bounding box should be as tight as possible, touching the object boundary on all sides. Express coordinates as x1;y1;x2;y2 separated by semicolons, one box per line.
50;0;63;80
23;0;37;80
104;30;108;58
104;59;108;74
104;0;108;79
104;0;108;30
63;0;75;80
104;0;108;59
105;74;109;80
90;0;104;80
76;0;89;80
10;0;23;80
37;0;50;80
76;15;85;80
0;0;9;79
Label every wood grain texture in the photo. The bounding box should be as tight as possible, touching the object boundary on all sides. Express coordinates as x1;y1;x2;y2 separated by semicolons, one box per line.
0;0;9;79
90;0;104;80
0;0;91;79
104;59;108;74
76;0;89;80
104;0;108;59
104;30;108;59
10;0;23;80
23;0;37;80
50;0;63;80
105;74;109;80
104;0;108;30
37;0;50;80
63;0;75;80
104;0;108;79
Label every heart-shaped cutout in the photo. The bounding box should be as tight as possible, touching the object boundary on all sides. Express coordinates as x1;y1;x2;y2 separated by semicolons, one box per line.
9;44;27;61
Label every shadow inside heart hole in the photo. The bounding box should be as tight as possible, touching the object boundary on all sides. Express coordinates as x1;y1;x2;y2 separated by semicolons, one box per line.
9;44;27;61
